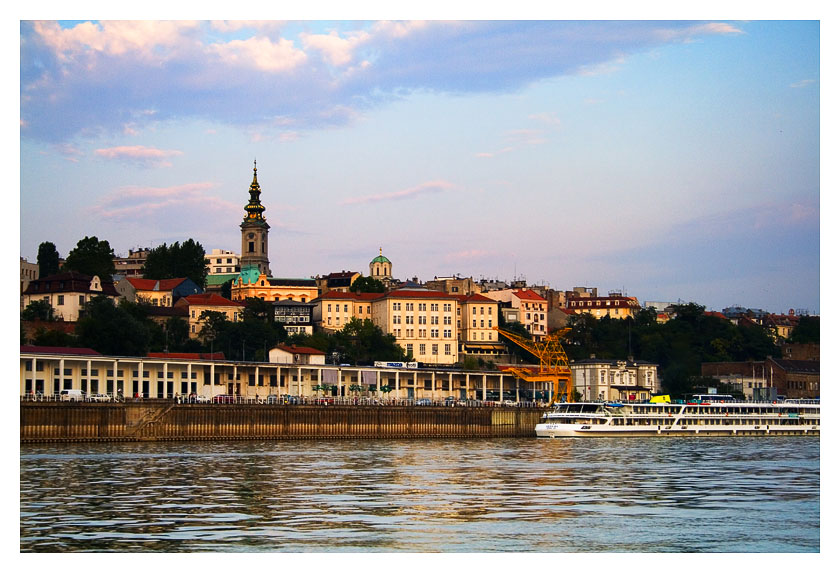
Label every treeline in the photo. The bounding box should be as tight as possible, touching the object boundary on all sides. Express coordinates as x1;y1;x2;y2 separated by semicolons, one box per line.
35;237;207;288
562;303;816;395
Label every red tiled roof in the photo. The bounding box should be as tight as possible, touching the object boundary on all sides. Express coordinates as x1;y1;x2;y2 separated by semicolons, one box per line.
315;291;383;301
125;277;189;291
273;345;325;355
177;293;244;307
455;293;496;303
512;289;547;302
21;345;101;356
705;311;728;320
384;289;460;300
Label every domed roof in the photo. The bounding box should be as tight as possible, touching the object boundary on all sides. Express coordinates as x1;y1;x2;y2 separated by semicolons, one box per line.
371;248;390;264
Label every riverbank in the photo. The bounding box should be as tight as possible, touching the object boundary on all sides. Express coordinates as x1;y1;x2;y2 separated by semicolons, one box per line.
20;401;545;442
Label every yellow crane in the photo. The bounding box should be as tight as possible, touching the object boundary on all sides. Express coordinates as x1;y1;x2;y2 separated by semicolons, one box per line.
493;326;574;403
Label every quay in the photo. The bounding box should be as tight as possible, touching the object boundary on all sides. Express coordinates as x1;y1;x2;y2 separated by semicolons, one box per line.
20;401;544;442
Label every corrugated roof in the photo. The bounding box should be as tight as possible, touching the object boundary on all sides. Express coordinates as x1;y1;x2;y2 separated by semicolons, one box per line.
274;345;325;355
21;345;101;356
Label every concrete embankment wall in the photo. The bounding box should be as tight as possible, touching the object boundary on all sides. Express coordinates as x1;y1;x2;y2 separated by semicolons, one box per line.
20;402;543;442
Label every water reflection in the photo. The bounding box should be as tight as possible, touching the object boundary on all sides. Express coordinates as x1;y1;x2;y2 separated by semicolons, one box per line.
20;437;819;552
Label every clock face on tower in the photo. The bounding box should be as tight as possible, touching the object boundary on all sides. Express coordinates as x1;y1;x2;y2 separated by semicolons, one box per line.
248;233;255;239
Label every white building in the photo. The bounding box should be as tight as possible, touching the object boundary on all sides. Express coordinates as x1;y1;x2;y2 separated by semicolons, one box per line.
205;249;241;275
571;357;660;402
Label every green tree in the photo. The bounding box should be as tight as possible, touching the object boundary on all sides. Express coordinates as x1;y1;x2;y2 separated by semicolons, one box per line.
37;241;61;277
32;327;77;347
75;296;151;356
63;236;116;278
21;300;55;321
790;316;819;344
143;239;208;288
333;318;407;365
350;275;386;293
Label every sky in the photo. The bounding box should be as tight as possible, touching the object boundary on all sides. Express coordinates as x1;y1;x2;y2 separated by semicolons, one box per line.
18;15;822;314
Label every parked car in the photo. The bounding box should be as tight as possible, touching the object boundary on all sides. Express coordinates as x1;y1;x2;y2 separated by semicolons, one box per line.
194;395;211;403
265;395;280;404
89;393;112;402
503;400;516;407
415;398;432;406
60;389;83;402
212;394;236;404
444;396;456;406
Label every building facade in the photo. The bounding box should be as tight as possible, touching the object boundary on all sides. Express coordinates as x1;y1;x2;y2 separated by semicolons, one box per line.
273;300;315;336
22;272;119;322
370;289;462;365
117;277;202;307
482;288;548;339
571;357;660;402
205;249;241;275
565;291;642;319
20;257;39;309
314;271;362;295
174;293;245;337
313;291;380;332
113;248;149;278
230;266;318;304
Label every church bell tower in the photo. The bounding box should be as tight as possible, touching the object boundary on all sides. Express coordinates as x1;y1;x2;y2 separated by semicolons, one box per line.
240;160;271;276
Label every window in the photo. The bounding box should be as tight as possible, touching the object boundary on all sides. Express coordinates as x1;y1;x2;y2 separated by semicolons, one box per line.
249;241;255;253
444;344;451;355
406;315;414;324
431;303;439;311
57;295;64;305
444;329;451;338
344;304;348;313
407;344;413;354
444;303;452;312
420;344;426;355
431;316;439;325
431;329;439;338
431;344;438;355
419;303;426;311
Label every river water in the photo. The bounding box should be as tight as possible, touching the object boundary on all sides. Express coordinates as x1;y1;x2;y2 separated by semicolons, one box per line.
20;437;819;553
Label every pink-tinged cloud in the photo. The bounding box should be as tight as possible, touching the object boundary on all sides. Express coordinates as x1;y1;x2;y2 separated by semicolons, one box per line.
341;180;457;205
51;143;84;162
89;182;238;221
445;249;493;262
94;145;183;167
474;147;514;158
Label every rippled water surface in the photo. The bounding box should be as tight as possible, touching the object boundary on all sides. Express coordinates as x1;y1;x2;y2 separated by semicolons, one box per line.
20;437;819;552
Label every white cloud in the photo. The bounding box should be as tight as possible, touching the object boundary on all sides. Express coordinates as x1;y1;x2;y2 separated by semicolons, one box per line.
89;182;236;221
341;180;457;205
209;36;307;72
94;145;183;168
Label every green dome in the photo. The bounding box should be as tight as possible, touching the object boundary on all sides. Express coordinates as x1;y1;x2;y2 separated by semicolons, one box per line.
371;248;390;264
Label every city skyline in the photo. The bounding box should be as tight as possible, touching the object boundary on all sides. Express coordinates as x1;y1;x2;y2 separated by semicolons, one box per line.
19;19;820;314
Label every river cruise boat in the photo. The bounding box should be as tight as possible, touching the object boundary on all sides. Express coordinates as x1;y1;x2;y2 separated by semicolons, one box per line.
536;395;820;438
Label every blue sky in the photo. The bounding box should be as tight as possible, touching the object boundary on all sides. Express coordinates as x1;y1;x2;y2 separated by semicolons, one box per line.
19;17;821;313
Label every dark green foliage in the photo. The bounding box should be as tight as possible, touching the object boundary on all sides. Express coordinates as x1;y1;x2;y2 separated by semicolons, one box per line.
63;236;116;278
790;316;819;344
143;239;207;288
196;309;287;362
22;300;55;321
564;302;781;395
497;318;534;362
32;327;77;347
350;276;386;293
75;296;151;356
37;241;61;277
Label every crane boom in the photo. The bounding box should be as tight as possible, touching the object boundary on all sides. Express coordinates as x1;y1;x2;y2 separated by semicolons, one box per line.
493;326;573;403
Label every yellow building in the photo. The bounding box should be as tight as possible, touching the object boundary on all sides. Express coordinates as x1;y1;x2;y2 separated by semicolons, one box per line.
313;291;380;332
456;293;505;359
371;289;461;365
482;288;549;339
566;293;641;319
174;293;245;337
230;266;318;304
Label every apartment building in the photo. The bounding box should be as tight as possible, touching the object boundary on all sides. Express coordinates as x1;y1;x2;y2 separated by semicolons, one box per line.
566;290;641;319
205;249;241;275
482;288;548;339
312;291;380;332
370;289;462;365
174;293;245;337
571;357;660;402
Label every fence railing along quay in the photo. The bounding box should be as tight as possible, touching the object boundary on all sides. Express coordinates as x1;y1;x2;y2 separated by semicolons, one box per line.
20;399;548;443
